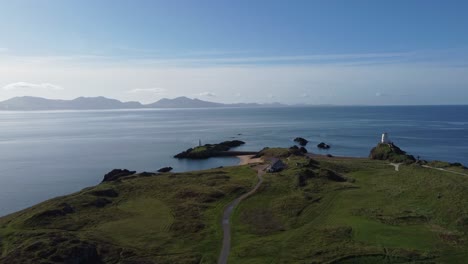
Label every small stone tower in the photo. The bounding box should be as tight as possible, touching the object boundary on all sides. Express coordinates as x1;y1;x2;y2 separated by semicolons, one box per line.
381;132;390;144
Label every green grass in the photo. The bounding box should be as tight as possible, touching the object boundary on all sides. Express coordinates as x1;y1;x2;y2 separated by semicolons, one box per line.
191;146;209;153
228;156;468;264
0;165;258;263
92;198;173;249
1;151;468;263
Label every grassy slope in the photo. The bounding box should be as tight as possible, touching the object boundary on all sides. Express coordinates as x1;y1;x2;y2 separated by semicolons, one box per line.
0;166;257;264
229;154;468;264
1;151;468;263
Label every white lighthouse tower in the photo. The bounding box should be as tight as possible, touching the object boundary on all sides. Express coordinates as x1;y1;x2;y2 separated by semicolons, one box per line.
381;132;390;144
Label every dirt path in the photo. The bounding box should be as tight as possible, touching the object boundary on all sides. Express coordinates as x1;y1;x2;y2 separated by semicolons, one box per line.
422;165;468;176
218;165;267;264
390;163;402;171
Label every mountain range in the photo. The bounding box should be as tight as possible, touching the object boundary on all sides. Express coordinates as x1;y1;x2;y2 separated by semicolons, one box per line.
0;96;285;111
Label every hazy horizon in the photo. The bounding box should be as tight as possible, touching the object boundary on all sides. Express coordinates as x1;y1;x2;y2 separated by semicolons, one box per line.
1;1;468;105
3;94;468;107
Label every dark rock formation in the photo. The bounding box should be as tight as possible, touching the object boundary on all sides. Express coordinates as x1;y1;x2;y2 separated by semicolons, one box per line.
319;169;347;182
174;140;246;159
305;158;320;169
85;198;112;208
158;167;173;173
219;140;245;148
299;147;308;154
369;143;416;164
36;203;75;218
139;171;157;177
296;169;316;187
25;203;75;227
102;169;136;182
90;188;118;197
294;137;309;146
0;234;101;264
317;142;331;149
288;146;304;156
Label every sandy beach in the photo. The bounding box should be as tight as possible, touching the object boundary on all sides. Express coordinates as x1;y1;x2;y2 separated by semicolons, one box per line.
237;155;263;165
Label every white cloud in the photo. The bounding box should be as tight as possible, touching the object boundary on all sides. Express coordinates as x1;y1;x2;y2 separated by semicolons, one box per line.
267;94;275;99
0;48;8;53
126;88;166;94
0;50;468;105
198;92;216;97
301;93;309;98
234;93;241;97
2;82;63;91
126;51;413;67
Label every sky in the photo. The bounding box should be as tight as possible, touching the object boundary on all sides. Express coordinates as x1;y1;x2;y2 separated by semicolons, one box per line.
0;0;468;105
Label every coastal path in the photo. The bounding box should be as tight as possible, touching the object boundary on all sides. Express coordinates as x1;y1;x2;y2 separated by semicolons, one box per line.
218;164;267;264
422;165;468;177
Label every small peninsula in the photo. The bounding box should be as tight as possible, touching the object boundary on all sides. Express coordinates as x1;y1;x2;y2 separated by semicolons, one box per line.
174;140;256;159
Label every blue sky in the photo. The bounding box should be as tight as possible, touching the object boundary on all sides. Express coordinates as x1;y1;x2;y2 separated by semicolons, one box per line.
0;0;468;104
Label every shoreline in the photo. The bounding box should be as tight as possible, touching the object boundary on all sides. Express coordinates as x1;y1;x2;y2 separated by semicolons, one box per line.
236;155;263;165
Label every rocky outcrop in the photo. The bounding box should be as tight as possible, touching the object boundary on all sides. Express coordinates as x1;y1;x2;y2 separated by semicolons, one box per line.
369;143;416;164
294;137;309;146
139;171;157;177
158;167;173;173
296;169;316;187
25;203;75;227
85;198;112;208
0;233;101;264
90;188;118;197
102;169;136;182
317;142;331;149
289;146;304;156
319;169;347;182
174;140;246;159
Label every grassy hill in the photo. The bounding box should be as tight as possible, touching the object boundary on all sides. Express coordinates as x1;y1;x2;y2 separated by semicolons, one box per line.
1;149;468;263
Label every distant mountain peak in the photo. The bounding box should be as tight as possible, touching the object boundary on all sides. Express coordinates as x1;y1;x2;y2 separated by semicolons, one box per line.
148;96;224;108
0;96;286;111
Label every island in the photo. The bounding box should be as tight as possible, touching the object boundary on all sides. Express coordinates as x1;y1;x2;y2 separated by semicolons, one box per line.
174;140;257;159
1;141;467;263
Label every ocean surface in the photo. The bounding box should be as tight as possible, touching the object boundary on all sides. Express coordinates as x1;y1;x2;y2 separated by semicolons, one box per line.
1;105;467;216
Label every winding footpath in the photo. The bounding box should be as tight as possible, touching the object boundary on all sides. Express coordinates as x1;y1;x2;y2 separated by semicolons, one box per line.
389;163;468;176
218;165;267;264
422;165;468;176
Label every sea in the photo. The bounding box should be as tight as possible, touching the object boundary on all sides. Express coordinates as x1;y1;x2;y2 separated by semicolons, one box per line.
1;105;467;216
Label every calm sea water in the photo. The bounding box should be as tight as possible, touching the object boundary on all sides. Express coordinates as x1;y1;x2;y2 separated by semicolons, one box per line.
1;106;467;216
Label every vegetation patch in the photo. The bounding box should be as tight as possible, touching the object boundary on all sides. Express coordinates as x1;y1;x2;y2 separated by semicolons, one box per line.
353;208;430;226
369;143;416;164
331;254;415;264
174;140;246;159
319;169;347;182
89;188;118;197
240;208;285;235
426;160;466;169
24;203;75;228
